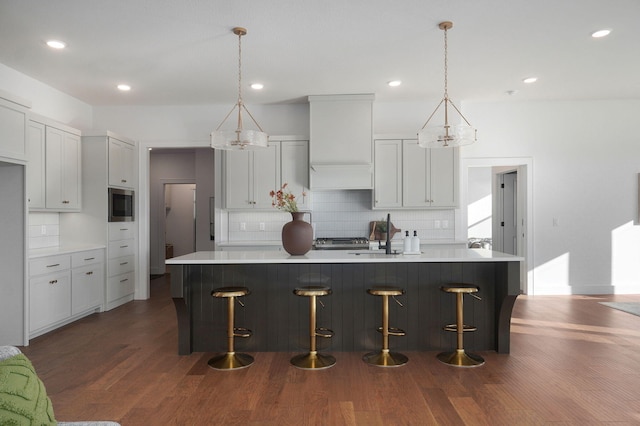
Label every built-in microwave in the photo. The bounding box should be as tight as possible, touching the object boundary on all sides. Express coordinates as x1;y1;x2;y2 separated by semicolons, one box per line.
108;188;134;222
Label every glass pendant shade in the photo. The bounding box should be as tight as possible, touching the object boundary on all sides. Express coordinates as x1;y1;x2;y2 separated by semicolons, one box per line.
211;128;268;150
418;114;476;148
211;27;268;151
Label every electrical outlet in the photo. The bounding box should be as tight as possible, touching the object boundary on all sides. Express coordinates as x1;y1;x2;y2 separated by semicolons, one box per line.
434;220;441;229
41;225;47;235
259;222;265;231
240;222;246;231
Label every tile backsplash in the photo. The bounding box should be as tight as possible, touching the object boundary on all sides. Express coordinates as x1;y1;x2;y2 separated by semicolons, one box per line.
228;190;455;241
28;212;60;249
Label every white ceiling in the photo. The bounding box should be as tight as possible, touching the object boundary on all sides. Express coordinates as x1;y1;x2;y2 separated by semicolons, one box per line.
1;0;638;106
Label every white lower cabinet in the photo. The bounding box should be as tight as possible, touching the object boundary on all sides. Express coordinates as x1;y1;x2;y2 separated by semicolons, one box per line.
106;223;136;310
29;248;104;337
71;250;104;315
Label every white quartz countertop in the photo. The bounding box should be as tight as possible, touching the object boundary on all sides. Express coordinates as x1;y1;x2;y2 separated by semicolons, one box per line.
166;248;522;265
29;244;106;259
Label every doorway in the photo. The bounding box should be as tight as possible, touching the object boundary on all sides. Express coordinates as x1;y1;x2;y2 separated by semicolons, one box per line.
462;158;533;294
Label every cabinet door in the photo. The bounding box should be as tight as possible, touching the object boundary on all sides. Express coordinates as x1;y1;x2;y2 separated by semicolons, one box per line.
45;127;81;210
373;140;402;208
27;121;46;209
402;140;430;207
224;150;252;208
280;141;310;210
252;142;280;209
0;99;27;162
72;263;104;315
429;147;458;207
29;271;71;332
108;138;135;188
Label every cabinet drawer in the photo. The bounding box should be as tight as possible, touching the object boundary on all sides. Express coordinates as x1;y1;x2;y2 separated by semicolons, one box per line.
30;255;70;276
108;239;135;258
109;223;136;241
108;254;135;276
107;271;135;302
71;249;104;268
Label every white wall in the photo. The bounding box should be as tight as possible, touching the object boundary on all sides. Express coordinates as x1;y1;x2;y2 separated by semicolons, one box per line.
462;99;640;295
0;64;92;129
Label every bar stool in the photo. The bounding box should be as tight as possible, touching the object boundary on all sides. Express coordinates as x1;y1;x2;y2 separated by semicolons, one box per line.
208;286;254;370
291;285;336;370
437;283;484;367
363;285;408;367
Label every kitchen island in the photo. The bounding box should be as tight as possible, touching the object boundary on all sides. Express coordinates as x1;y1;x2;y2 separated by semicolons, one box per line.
167;248;522;355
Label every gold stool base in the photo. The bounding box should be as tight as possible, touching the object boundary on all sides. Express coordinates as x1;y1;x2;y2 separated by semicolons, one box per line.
363;350;408;367
290;352;336;370
437;349;485;367
208;352;254;370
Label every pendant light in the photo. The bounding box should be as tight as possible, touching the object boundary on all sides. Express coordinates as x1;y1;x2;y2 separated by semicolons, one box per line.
418;21;476;148
211;27;268;150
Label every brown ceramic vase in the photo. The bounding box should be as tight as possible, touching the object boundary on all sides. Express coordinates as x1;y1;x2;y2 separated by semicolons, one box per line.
282;212;313;255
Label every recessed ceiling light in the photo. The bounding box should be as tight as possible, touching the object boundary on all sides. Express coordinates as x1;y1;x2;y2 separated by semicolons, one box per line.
250;83;264;90
388;80;402;87
117;84;131;91
46;40;66;49
523;77;537;84
591;29;611;38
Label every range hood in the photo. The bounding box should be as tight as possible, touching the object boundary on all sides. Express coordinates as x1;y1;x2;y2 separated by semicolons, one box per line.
308;94;374;190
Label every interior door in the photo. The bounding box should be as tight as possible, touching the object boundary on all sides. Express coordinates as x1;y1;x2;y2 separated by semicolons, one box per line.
501;172;517;255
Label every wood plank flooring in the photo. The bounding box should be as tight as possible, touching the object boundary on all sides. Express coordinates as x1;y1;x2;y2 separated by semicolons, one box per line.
20;275;640;425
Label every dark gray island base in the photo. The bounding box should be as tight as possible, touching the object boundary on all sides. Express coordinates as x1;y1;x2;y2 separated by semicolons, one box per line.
168;250;521;356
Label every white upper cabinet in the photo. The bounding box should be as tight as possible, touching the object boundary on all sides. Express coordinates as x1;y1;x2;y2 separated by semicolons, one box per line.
44;126;81;210
108;137;135;189
26;121;46;209
373;139;458;209
27;117;82;212
373;140;402;208
0;96;27;163
224;142;280;209
279;140;310;211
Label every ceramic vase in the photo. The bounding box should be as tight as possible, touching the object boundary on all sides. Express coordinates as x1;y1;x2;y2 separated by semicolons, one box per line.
282;212;313;255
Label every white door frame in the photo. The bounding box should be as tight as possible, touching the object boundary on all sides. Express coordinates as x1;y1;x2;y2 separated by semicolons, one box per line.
460;157;534;294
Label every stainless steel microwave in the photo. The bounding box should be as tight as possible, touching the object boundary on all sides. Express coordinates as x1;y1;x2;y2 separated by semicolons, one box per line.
108;188;134;222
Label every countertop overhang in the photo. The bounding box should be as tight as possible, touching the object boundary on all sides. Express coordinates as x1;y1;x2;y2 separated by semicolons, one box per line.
166;248;522;265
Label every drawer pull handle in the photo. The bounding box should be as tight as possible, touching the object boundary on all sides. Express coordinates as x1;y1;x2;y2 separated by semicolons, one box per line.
86;271;93;275
120;262;128;265
120;278;129;283
84;257;95;261
47;264;60;268
120;228;128;231
49;279;57;284
120;245;128;248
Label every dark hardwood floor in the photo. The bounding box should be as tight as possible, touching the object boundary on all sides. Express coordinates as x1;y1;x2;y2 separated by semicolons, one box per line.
20;275;640;425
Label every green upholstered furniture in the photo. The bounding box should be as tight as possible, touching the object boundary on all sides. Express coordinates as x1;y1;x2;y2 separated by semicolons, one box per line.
0;346;120;426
